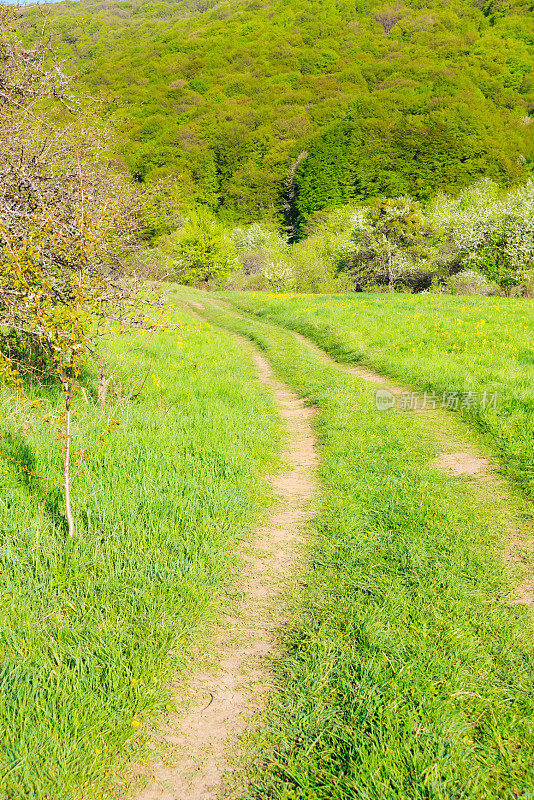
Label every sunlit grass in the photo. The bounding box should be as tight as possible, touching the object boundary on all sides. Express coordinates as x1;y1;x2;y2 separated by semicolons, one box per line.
0;306;280;799
223;291;534;500
200;293;534;800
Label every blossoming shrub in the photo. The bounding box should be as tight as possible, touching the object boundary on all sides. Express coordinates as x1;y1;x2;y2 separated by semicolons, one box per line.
429;179;534;293
444;270;501;296
229;223;290;289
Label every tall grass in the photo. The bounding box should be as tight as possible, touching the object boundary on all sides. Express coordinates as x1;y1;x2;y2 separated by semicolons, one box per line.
0;307;280;799
223;292;534;500
196;293;534;800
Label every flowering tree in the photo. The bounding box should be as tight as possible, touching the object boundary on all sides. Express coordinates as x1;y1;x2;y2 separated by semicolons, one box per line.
0;6;143;536
308;199;435;291
428;179;534;292
231;222;289;282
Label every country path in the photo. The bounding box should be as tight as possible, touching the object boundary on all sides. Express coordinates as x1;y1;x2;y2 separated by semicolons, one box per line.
127;312;318;800
127;292;534;800
198;296;534;610
288;329;534;605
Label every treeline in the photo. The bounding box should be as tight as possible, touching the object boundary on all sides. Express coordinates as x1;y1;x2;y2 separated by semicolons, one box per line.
21;0;534;231
147;179;534;296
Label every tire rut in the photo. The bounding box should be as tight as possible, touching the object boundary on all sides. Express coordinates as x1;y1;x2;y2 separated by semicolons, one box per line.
194;299;534;609
288;329;534;607
128;323;318;800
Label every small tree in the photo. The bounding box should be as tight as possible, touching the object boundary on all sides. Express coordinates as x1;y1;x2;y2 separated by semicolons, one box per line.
0;5;143;536
366;197;428;287
168;206;238;287
231;222;289;277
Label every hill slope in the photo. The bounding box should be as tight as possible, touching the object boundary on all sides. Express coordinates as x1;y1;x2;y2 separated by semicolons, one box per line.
22;0;534;227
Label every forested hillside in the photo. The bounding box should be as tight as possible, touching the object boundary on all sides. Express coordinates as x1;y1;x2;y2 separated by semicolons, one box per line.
22;0;534;230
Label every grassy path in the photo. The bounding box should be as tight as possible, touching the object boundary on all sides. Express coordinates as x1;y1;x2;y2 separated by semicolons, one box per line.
288;331;534;608
221;292;534;503
201;292;534;608
129;314;318;799
177;289;534;800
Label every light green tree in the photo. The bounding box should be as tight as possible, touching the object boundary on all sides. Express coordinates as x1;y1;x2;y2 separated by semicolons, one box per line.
169;207;239;286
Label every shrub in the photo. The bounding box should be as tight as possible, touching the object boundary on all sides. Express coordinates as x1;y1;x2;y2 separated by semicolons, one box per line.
307;200;438;292
167;207;239;286
0;5;142;536
260;262;294;292
443;270;501;296
290;232;355;292
428;179;534;293
229;223;297;291
512;269;534;298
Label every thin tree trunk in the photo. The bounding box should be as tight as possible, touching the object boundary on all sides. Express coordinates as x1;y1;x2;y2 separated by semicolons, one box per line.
64;391;75;537
98;358;111;403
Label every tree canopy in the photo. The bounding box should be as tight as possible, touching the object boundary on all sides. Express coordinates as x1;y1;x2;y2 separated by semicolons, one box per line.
20;0;534;231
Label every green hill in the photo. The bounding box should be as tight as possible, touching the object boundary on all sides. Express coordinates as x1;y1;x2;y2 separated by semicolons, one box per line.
22;0;534;229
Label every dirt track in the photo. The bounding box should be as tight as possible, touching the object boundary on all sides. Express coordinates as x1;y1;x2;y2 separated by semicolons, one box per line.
130;328;318;800
128;296;534;799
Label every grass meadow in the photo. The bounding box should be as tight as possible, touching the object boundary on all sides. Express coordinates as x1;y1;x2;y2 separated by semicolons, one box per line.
223;292;534;502
3;284;534;800
195;292;534;800
0;306;280;799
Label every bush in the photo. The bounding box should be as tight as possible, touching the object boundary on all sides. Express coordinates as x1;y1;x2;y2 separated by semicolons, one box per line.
148;180;534;295
443;270;501;296
223;271;271;291
290;232;355;292
224;223;293;290
166;207;239;286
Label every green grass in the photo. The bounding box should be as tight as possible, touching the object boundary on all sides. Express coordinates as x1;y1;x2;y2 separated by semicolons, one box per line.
0;306;280;799
192;292;534;800
221;292;534;502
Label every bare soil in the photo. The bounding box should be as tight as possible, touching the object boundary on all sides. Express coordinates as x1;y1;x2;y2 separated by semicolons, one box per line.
128;338;318;800
431;452;492;477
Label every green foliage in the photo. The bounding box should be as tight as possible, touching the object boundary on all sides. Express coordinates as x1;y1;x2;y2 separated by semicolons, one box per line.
138;180;185;242
0;4;143;535
345;196;437;290
478;230;526;291
223;181;532;294
20;0;534;225
295;111;528;230
166;206;238;285
369;197;427;247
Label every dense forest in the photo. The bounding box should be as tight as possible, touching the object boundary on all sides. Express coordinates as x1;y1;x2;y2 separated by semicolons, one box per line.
21;0;534;234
